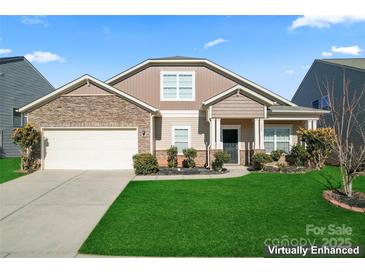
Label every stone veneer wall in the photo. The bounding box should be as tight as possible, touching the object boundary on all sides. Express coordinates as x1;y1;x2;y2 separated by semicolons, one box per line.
156;150;208;167
28;95;151;153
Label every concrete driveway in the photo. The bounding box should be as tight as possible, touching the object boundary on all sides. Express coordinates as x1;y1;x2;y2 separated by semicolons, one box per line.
0;170;134;257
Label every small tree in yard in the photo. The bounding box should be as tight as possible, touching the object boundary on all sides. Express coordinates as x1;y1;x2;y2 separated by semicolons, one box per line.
317;73;365;197
182;148;197;168
167;146;178;168
297;128;336;169
12;124;41;172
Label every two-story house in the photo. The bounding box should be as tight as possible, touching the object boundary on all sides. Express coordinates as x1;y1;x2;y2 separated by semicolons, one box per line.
0;56;54;157
19;56;328;170
292;58;365;148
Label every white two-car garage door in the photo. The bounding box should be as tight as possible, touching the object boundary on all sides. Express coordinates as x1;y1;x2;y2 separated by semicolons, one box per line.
43;128;138;170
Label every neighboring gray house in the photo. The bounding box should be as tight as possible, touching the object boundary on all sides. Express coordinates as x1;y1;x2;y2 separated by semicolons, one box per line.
292;58;365;146
0;56;54;157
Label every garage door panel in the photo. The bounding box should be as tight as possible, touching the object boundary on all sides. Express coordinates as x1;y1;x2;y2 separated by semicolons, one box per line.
43;129;138;170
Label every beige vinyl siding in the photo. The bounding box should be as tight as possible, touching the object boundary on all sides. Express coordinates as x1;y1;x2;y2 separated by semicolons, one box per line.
113;66;236;110
62;83;112;96
212;93;265;118
155;115;209;150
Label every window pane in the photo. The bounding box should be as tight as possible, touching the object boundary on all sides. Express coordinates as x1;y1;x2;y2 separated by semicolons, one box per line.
179;74;192;87
179;87;193;99
174;128;188;142
264;142;275;153
321;96;330;110
277;142;290;153
13;108;21;127
264;128;275;141
175;142;188;154
276;128;290;141
163;87;177;99
163;74;177;87
312;100;319;109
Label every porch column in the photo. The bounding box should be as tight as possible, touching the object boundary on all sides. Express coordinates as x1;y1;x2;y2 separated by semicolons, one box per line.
210;118;216;149
312;119;317;129
254;118;265;150
305;119;318;130
259;118;265;149
216;118;221;149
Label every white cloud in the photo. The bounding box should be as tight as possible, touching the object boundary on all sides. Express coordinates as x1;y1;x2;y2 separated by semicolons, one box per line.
289;15;365;30
321;51;333;57
0;48;12;55
300;65;310;70
204;38;228;49
284;69;295;75
25;51;65;63
21;16;49;27
331;45;362;56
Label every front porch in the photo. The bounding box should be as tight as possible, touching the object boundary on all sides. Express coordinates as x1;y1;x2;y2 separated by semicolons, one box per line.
208;118;318;166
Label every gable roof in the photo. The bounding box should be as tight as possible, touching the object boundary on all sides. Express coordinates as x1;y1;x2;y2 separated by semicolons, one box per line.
19;74;158;113
105;57;297;106
0;56;54;89
320;58;365;71
202;85;275;106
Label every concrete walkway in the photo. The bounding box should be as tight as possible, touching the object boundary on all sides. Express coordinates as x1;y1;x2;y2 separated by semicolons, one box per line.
133;166;250;181
0;170;134;258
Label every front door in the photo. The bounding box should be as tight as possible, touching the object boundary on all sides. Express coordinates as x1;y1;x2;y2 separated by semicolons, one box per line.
222;129;239;164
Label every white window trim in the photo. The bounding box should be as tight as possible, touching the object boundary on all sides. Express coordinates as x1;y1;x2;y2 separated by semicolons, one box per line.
264;124;293;153
220;125;241;165
160;71;195;101
12;108;22;127
172;126;191;155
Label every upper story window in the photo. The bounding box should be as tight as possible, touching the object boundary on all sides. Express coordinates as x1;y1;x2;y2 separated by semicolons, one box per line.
161;71;195;101
320;95;330;110
13;108;22;127
312;99;319;109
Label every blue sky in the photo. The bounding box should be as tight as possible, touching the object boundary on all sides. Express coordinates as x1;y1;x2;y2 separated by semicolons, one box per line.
0;16;364;100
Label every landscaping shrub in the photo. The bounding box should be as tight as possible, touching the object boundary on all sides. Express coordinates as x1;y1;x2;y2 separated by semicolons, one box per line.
182;148;197;168
287;144;309;166
270;149;285;161
12;124;41;172
132;153;159;175
167;146;178;168
212;150;230;171
297;128;336;169
251;152;272;170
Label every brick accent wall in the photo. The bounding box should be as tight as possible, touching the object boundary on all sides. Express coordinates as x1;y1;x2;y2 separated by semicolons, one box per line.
156;150;208;167
28;94;151;153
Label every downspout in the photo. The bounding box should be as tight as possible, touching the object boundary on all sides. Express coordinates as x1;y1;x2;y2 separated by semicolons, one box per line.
206;106;212;169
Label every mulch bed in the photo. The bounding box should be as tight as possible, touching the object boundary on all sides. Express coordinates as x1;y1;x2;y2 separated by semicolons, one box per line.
157;167;228;175
323;189;365;213
262;165;314;173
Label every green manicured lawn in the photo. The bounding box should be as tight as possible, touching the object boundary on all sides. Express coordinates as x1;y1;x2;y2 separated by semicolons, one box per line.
0;157;25;184
80;166;365;257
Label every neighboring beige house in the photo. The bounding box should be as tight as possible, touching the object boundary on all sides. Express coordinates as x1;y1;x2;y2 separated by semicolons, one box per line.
19;56;328;169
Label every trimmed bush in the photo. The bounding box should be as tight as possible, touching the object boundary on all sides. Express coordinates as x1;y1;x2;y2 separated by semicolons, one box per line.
167;146;178;168
297;128;335;169
287;144;309;166
251;152;272;170
132;153;159;175
270;150;285;161
212;150;230;171
182;148;197;168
